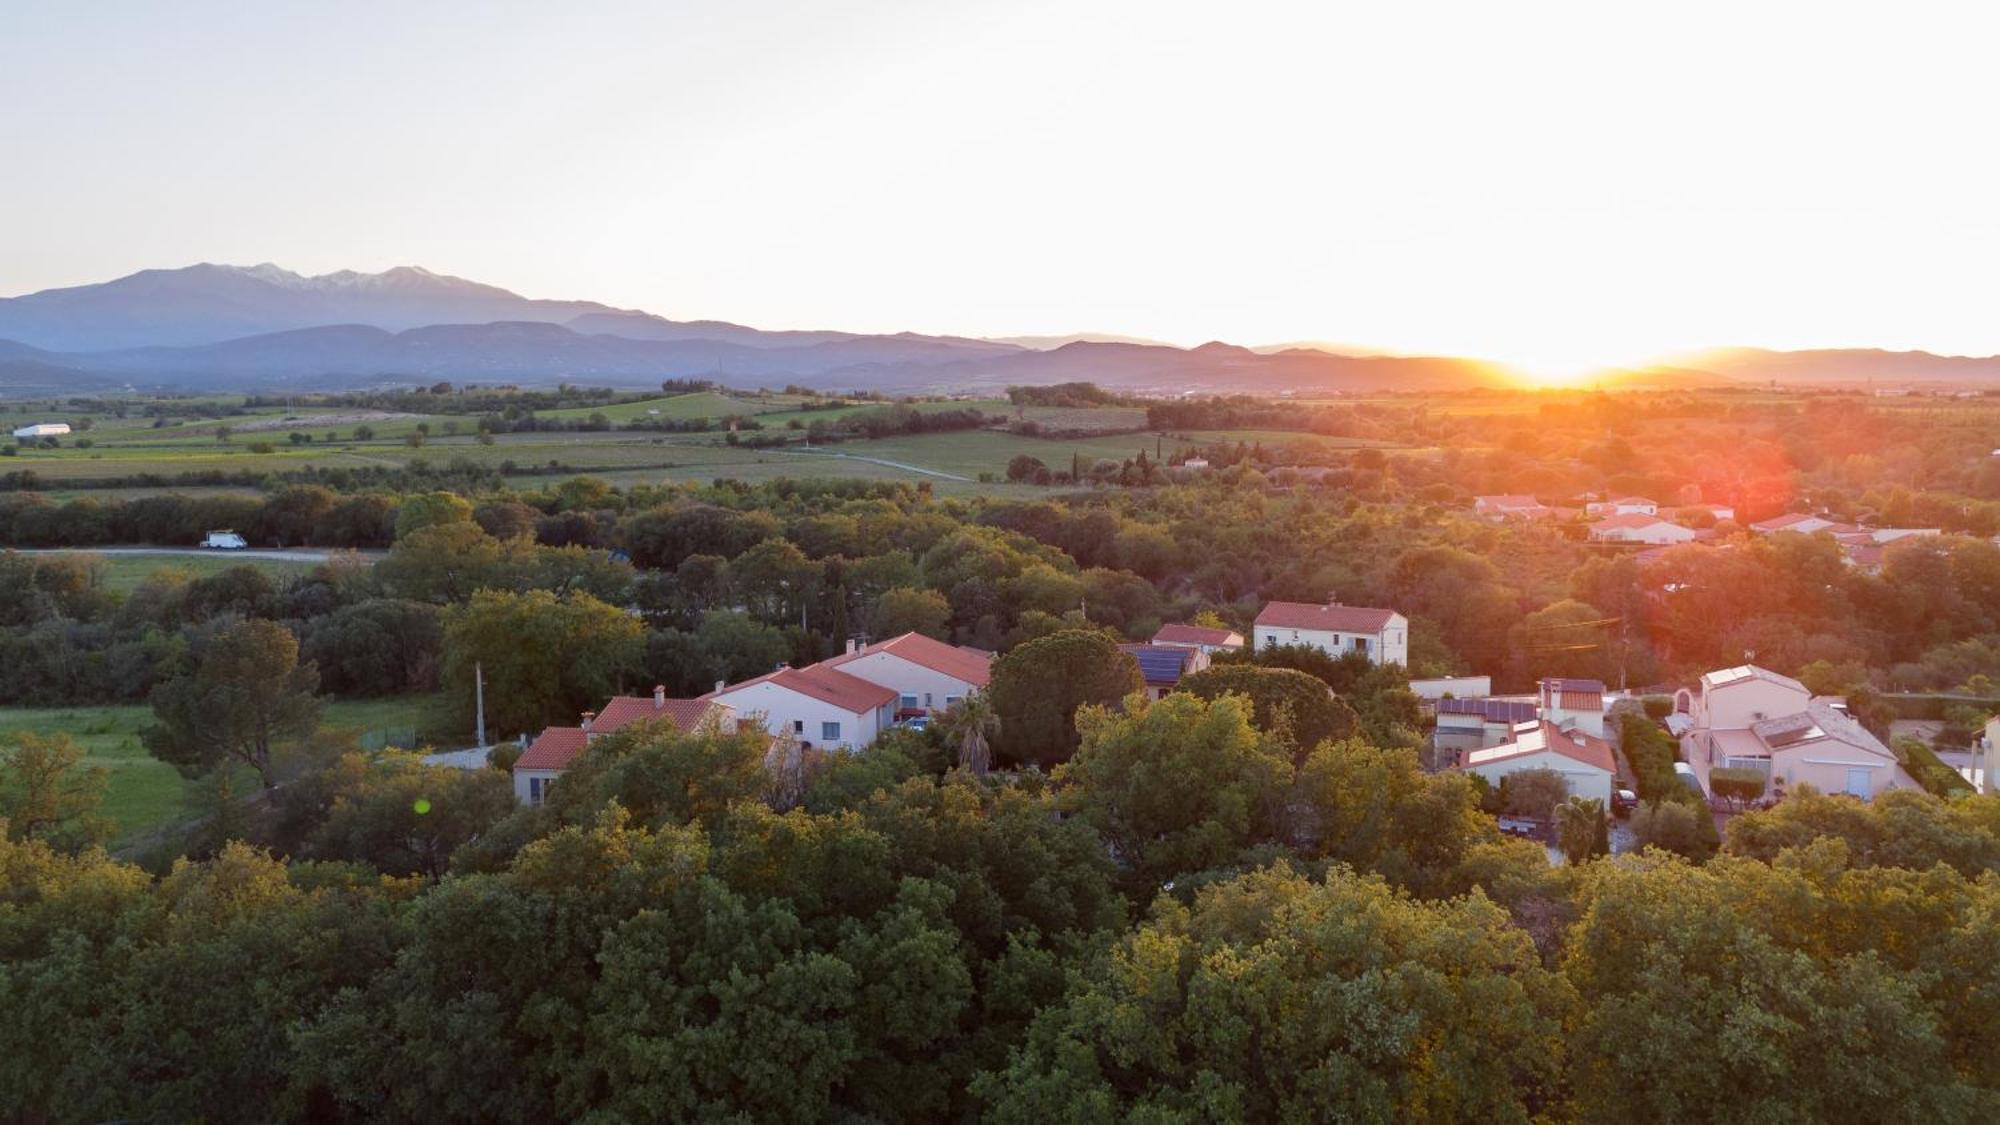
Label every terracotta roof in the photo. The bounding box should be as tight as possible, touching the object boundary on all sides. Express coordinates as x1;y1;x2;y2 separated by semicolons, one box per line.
515;726;588;772
1464;721;1616;774
710;663;898;714
591;694;727;736
821;631;992;687
1152;623;1243;648
1255;601;1399;633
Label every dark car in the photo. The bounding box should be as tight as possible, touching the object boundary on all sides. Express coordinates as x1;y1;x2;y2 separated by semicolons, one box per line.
1611;788;1638;816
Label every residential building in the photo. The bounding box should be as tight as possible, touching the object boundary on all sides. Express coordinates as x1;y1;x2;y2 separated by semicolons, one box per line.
513;686;736;805
1151;622;1246;653
819;631;991;716
1676;663;1922;799
706;663;897;751
1253;600;1408;666
1474;494;1550;521
1585;496;1658;517
1539;677;1607;738
1587;513;1697;546
1435;697;1539;752
1457;720;1617;806
10;422;70;439
1117;643;1211;701
1750;512;1856;536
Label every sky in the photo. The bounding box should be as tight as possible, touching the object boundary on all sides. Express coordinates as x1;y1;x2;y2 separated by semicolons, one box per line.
4;1;1999;377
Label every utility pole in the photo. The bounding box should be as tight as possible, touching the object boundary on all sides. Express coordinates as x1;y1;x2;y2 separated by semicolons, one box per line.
475;661;488;749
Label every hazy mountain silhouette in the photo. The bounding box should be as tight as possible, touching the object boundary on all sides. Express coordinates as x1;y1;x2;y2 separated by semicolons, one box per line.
8;263;2000;395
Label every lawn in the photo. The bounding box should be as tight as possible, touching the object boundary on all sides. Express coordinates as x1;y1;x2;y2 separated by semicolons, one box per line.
0;693;456;847
76;552;326;595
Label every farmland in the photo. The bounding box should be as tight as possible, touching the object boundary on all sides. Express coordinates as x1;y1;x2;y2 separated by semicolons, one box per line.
0;694;453;848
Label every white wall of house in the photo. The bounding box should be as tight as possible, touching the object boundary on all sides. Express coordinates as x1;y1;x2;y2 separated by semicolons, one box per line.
832;652;980;713
1253;619;1408;666
1409;675;1492;700
514;768;560;806
1542;703;1607;738
1698;678;1810;730
709;680;887;751
1463;752;1614;805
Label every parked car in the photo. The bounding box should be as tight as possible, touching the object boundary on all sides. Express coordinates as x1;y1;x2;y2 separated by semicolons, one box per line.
1611;788;1638;816
1496;815;1544;840
201;530;248;550
897;715;931;732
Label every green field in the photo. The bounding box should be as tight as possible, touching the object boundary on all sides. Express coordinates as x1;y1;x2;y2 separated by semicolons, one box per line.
76;551;326;594
0;694;456;847
4;389;1417;499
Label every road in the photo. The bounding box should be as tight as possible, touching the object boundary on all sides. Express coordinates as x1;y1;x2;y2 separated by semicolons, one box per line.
773;448;974;482
9;546;381;563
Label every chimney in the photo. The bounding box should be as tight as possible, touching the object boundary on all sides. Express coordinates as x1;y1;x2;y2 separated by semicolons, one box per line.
846;637;860;655
715;679;726;694
1327;592;1340;607
653;684;666;709
580;710;596;732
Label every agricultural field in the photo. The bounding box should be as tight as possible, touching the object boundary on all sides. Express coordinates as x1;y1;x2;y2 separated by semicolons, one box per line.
0;693;454;848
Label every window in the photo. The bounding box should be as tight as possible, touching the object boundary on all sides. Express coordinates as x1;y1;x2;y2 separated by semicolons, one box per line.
1353;636;1369;653
923;692;933;708
529;776;552;806
793;719;805;734
945;695;963;708
899;694;919;710
821;721;841;741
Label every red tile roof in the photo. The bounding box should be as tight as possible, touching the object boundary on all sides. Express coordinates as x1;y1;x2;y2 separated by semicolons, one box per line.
1152;623;1243;648
710;663;898;714
1255;601;1399;633
822;631;993;686
590;693;728;736
515;726;588;772
1465;721;1616;774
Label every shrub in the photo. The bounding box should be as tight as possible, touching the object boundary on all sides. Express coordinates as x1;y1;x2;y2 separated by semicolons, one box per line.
1641;695;1673;720
1709;767;1767;806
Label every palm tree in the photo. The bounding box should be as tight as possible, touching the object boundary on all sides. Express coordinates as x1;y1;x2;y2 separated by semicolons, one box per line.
942;693;999;776
1555;796;1606;864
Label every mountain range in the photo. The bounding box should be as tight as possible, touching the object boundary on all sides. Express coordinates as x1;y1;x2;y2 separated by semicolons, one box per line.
2;263;1997;396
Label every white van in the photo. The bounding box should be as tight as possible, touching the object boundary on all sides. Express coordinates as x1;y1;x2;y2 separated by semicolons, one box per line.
202;530;248;550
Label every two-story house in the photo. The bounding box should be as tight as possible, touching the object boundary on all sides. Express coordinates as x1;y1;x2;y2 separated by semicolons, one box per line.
1253;600;1408;666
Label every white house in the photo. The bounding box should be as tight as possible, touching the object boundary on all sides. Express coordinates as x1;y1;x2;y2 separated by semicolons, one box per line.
819;631;991;716
1587;514;1697;545
1151;623;1246;653
707;663;897;751
1457;720;1617;806
512;687;735;805
11;422;70;439
1253;600;1408;666
1675;664;1922;800
1585;496;1658;517
1539;677;1607;738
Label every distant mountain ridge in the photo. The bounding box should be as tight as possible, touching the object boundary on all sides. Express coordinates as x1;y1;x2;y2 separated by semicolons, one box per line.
5;263;2000;395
